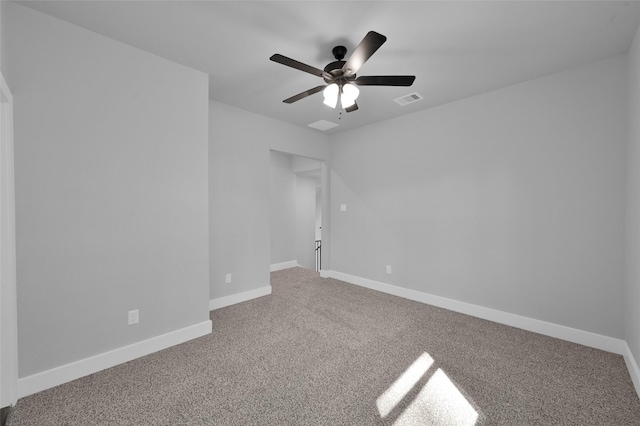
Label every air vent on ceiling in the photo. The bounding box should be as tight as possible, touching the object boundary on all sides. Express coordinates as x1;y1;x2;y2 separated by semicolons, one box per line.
394;92;423;106
308;120;339;131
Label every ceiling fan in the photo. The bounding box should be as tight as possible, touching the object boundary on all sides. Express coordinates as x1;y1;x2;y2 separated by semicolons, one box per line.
270;31;415;112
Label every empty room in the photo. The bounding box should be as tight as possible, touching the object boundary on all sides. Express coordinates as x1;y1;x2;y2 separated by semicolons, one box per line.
2;1;640;424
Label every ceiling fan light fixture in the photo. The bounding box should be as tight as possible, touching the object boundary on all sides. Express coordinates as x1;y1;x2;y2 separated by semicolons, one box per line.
323;83;339;108
271;31;415;113
341;83;359;108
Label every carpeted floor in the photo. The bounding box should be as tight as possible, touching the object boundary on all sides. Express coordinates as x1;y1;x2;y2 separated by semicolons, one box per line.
7;267;640;425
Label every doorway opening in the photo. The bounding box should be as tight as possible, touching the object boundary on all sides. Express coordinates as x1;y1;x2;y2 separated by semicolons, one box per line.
269;151;325;273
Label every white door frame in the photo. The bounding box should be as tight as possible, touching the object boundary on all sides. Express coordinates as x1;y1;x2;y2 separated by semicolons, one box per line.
0;71;18;408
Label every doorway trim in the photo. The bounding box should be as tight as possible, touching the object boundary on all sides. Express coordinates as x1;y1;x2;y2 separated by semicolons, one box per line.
0;70;19;411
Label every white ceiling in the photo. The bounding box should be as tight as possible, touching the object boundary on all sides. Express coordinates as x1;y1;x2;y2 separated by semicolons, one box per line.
16;1;640;135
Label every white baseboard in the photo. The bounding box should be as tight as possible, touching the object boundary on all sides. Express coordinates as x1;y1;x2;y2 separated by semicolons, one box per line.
319;270;331;279
18;320;212;399
623;343;640;396
209;286;272;311
323;270;627;355
270;260;299;272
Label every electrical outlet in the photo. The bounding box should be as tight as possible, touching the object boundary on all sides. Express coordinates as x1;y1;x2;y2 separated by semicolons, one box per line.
225;273;232;284
128;309;139;325
386;265;392;274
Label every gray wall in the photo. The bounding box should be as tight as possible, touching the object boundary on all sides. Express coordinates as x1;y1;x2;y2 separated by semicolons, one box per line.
269;151;297;265
5;3;210;377
0;2;4;76
626;26;640;365
330;55;627;338
209;100;329;301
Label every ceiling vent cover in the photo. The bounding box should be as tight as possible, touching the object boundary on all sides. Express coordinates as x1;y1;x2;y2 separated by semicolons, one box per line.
308;120;338;131
394;92;423;106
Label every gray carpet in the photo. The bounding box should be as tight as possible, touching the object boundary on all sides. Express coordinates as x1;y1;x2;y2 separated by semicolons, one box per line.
7;267;640;425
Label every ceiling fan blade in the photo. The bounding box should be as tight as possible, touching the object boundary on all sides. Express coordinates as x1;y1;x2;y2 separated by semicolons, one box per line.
283;85;327;103
342;31;387;77
345;102;358;113
354;75;416;86
270;54;332;79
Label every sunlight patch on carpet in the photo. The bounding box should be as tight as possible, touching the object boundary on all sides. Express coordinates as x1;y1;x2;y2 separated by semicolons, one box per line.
376;352;434;418
393;368;478;426
377;352;478;425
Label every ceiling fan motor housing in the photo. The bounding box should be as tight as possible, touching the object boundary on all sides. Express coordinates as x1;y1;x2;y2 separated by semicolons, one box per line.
324;46;355;84
324;61;346;82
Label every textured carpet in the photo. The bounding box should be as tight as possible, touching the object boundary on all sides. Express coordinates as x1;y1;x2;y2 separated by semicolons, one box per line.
7;267;640;425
